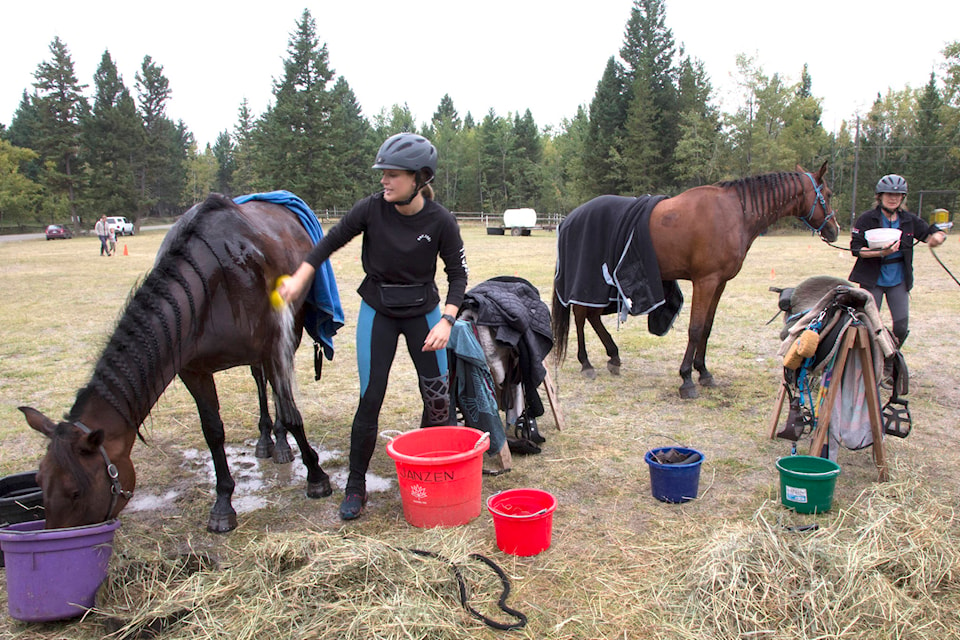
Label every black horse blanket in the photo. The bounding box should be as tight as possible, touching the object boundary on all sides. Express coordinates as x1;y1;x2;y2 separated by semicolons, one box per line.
460;276;554;420
554;194;682;336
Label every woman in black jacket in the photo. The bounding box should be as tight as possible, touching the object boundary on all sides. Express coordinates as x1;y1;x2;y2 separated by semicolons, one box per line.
849;174;945;348
280;133;468;520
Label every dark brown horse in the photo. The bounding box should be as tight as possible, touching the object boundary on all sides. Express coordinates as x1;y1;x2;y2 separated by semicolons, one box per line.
552;163;840;399
19;193;333;533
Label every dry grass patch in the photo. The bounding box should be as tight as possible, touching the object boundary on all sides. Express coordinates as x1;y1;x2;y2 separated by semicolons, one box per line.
2;225;960;639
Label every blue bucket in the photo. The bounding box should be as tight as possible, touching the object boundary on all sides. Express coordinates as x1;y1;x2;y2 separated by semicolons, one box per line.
644;447;704;503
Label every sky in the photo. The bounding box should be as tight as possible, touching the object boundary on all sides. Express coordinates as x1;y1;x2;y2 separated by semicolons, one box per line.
1;0;958;149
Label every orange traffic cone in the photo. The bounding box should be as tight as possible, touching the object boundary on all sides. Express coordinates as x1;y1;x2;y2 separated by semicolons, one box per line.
123;244;129;256
770;267;775;279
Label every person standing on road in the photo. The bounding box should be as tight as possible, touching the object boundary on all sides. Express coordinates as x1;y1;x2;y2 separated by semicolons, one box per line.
278;133;469;521
95;215;110;256
849;173;946;351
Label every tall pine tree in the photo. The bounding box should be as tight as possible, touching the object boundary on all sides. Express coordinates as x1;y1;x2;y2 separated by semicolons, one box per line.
82;50;142;224
31;37;89;226
254;9;336;207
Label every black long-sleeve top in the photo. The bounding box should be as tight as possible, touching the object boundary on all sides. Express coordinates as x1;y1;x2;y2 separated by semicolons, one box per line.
305;193;468;317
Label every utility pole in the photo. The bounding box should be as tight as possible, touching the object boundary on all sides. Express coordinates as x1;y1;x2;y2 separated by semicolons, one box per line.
850;115;860;229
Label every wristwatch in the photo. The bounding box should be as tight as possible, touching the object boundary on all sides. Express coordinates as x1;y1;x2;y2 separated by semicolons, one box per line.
441;313;456;326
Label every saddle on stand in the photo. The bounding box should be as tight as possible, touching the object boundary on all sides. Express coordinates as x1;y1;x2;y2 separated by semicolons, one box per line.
767;277;909;481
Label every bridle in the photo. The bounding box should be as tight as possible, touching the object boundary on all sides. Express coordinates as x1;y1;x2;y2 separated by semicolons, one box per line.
73;421;134;522
800;172;838;238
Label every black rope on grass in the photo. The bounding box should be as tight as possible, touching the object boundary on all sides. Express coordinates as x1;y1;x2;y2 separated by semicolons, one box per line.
406;548;528;631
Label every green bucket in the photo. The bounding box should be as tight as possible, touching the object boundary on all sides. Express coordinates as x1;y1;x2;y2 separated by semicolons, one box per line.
776;455;841;513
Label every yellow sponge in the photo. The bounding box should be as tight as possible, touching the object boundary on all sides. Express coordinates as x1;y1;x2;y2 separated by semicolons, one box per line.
270;275;290;310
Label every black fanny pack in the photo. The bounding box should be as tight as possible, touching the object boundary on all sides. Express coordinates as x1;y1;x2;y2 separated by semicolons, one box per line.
379;283;428;308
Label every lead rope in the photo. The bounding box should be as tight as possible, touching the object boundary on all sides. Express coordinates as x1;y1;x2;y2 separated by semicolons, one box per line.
405;548;528;631
930;246;960;287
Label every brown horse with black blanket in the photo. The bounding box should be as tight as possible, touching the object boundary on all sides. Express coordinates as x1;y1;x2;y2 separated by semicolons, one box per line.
552;162;840;399
19;192;342;532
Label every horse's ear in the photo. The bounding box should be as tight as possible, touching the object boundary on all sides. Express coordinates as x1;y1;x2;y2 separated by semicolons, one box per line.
19;406;57;438
796;163;807;174
79;429;105;454
817;161;828;180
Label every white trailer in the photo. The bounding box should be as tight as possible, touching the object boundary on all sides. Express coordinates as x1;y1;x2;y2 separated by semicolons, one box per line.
486;207;537;236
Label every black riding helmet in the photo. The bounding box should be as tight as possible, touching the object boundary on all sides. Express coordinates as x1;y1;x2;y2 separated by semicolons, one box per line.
373;133;437;205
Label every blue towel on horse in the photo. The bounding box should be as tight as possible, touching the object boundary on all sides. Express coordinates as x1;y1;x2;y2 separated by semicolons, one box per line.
233;191;344;359
555;194;682;336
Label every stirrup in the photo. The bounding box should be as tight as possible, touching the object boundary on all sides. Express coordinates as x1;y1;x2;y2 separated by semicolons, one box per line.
882;398;912;438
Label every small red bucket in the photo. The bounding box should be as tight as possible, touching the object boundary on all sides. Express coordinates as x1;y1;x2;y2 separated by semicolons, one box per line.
486;488;557;556
386;426;489;528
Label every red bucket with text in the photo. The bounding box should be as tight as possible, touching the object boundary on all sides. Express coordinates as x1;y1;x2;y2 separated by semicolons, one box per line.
385;426;489;528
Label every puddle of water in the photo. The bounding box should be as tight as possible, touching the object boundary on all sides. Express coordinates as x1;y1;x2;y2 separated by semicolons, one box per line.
170;439;393;514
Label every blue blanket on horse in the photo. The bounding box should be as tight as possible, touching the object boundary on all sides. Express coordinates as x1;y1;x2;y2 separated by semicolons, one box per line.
233;191;344;359
554;194;682;336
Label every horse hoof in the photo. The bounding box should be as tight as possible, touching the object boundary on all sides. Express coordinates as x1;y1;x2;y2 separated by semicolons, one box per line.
254;441;274;459
207;513;238;533
699;373;717;388
581;368;597;380
679;383;699;400
272;445;294;465
607;363;620;376
306;478;333;499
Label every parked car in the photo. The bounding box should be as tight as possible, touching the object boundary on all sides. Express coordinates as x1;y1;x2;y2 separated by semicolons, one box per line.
106;216;135;236
44;224;73;240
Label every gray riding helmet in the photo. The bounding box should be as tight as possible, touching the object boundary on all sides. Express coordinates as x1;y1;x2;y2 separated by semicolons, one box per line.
372;133;437;182
876;174;908;194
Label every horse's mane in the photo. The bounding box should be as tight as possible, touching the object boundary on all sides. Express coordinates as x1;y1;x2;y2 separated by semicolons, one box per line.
68;194;248;431
716;172;805;221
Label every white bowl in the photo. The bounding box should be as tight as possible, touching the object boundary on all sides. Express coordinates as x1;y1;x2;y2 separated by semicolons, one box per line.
865;227;901;248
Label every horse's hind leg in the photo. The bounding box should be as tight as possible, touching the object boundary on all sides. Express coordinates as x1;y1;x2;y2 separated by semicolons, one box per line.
574;306;597;379
179;370;238;533
250;365;293;463
270;367;332;499
586;311;621;375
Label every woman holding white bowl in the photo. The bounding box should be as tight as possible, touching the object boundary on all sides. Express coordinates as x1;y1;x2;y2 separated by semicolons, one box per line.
849;174;946;352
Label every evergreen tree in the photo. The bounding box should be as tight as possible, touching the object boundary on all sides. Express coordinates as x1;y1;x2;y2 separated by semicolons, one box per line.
328;76;375;207
584;56;629;195
673;53;724;186
212;130;235;196
623;77;660;193
911;72;946;210
136;55;188;216
3;91;44;181
430;94;465;208
31;37;89;226
478;109;514;212
82;50;142;225
254;9;336;207
232;98;259;195
511;109;542;208
620;0;679;189
548;106;591;211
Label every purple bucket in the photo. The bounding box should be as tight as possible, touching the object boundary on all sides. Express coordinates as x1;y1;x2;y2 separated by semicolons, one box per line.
0;519;121;622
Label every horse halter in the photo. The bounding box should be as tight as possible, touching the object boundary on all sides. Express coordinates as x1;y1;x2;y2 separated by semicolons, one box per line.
801;172;837;236
73;421;134;522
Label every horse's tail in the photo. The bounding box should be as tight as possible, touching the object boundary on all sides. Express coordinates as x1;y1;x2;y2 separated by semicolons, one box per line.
551;289;570;365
